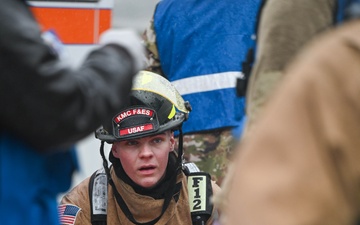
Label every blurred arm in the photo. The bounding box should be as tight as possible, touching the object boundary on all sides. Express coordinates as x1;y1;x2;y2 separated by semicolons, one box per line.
0;0;139;151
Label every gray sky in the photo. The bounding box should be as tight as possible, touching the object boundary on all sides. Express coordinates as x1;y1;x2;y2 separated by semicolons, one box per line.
113;0;159;32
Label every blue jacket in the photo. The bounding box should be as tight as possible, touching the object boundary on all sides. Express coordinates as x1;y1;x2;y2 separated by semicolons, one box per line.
153;0;261;137
0;133;78;225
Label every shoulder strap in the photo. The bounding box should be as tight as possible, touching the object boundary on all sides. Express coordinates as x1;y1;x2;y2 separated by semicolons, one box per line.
183;163;214;225
236;0;268;97
182;162;200;175
88;168;108;225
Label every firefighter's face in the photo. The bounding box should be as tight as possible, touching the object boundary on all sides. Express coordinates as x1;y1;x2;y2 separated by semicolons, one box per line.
112;131;175;188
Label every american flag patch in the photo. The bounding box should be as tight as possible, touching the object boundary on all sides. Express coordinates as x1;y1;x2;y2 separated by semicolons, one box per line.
58;204;81;225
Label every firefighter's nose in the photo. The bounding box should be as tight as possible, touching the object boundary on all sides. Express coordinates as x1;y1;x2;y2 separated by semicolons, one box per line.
139;144;153;158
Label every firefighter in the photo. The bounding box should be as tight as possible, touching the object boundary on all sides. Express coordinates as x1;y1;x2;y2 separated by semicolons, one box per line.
59;71;219;225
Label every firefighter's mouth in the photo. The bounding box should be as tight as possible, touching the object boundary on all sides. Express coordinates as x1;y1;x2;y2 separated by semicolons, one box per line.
139;165;156;171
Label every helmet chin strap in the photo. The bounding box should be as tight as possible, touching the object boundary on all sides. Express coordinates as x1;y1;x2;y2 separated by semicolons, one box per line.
177;127;184;165
99;140;111;182
99;127;184;225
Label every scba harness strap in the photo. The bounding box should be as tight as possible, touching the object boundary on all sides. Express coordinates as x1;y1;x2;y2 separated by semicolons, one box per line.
88;168;107;225
88;163;213;225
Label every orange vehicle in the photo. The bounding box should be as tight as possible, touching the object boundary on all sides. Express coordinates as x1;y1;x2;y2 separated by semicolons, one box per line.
28;0;114;65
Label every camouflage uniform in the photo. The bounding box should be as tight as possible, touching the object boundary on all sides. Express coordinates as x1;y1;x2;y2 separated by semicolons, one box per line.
143;18;163;75
143;20;238;186
176;129;237;185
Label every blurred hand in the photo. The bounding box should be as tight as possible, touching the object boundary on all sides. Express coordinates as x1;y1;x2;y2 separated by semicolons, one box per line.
100;29;146;71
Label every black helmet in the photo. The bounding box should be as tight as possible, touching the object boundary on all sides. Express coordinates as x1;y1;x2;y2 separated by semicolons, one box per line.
95;70;191;142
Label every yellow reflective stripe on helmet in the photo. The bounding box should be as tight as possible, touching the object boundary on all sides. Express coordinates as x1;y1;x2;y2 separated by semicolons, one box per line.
168;105;176;119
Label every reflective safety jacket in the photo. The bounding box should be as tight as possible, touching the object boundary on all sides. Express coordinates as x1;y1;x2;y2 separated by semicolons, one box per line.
152;0;261;136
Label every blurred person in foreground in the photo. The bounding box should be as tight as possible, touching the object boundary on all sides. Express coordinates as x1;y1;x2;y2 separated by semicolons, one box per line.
217;0;337;217
143;0;262;185
216;4;360;225
59;71;220;225
0;0;145;224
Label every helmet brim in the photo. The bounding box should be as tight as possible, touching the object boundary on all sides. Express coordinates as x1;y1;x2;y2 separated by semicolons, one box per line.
95;112;186;143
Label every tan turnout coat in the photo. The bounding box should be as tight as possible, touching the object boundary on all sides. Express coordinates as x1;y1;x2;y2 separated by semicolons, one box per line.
61;168;215;225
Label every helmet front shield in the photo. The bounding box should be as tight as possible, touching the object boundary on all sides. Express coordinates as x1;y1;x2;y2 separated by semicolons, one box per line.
132;71;190;114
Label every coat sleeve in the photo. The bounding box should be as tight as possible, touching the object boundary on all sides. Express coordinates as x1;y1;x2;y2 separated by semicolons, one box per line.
0;0;138;151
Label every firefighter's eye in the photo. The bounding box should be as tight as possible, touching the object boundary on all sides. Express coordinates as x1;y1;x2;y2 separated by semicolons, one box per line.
152;138;162;144
125;140;138;146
